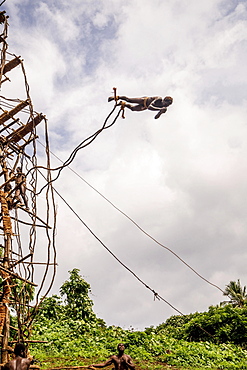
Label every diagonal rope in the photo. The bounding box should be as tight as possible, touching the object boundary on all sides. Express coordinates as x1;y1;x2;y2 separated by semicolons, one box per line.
34;103;122;195
52;186;217;341
37;140;225;295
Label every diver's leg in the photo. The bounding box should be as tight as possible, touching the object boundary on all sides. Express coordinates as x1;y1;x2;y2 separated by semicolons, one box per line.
124;104;146;111
119;96;144;104
108;96;144;105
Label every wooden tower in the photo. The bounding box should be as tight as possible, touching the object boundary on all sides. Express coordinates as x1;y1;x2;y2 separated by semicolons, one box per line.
0;9;56;364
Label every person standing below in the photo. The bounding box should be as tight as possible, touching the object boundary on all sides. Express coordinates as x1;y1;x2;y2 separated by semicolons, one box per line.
89;343;135;370
3;343;34;370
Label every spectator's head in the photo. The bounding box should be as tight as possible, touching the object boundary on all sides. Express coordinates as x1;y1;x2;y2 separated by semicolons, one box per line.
117;343;125;352
14;343;26;358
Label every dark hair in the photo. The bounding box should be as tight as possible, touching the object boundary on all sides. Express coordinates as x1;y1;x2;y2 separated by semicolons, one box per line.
14;343;26;356
164;96;173;103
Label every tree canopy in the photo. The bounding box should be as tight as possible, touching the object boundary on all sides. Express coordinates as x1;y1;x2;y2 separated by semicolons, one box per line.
221;279;247;308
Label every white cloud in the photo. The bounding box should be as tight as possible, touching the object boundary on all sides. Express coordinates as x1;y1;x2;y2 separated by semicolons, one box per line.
1;0;247;330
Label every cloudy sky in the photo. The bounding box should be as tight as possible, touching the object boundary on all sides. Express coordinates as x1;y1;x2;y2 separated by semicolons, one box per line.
1;0;247;330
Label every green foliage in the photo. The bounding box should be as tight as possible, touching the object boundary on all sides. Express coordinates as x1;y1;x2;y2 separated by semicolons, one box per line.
8;279;35;340
29;271;247;370
60;268;97;321
35;269;104;337
183;305;247;345
11;278;35;305
37;295;65;320
30;324;247;369
154;312;200;339
153;305;247;346
221;279;247;307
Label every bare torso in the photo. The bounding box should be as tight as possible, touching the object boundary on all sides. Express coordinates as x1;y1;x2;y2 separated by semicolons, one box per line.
110;354;134;370
91;353;135;370
3;356;32;370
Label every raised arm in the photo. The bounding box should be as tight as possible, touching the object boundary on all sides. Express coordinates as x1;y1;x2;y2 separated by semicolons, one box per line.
89;358;113;368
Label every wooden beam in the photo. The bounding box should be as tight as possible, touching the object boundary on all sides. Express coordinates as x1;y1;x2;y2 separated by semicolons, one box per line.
2;56;21;75
0;100;29;125
0;266;37;287
10;253;33;268
6;114;45;143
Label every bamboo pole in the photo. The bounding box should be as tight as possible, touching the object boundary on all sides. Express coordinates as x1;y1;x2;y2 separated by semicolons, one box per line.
0;186;12;363
6;113;45;143
2;56;21;75
0;266;38;287
0;100;29;125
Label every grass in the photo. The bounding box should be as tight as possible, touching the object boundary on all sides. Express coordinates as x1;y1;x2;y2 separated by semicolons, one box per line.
38;356;221;370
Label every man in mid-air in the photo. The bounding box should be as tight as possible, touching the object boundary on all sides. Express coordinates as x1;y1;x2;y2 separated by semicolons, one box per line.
89;343;135;370
108;94;173;119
